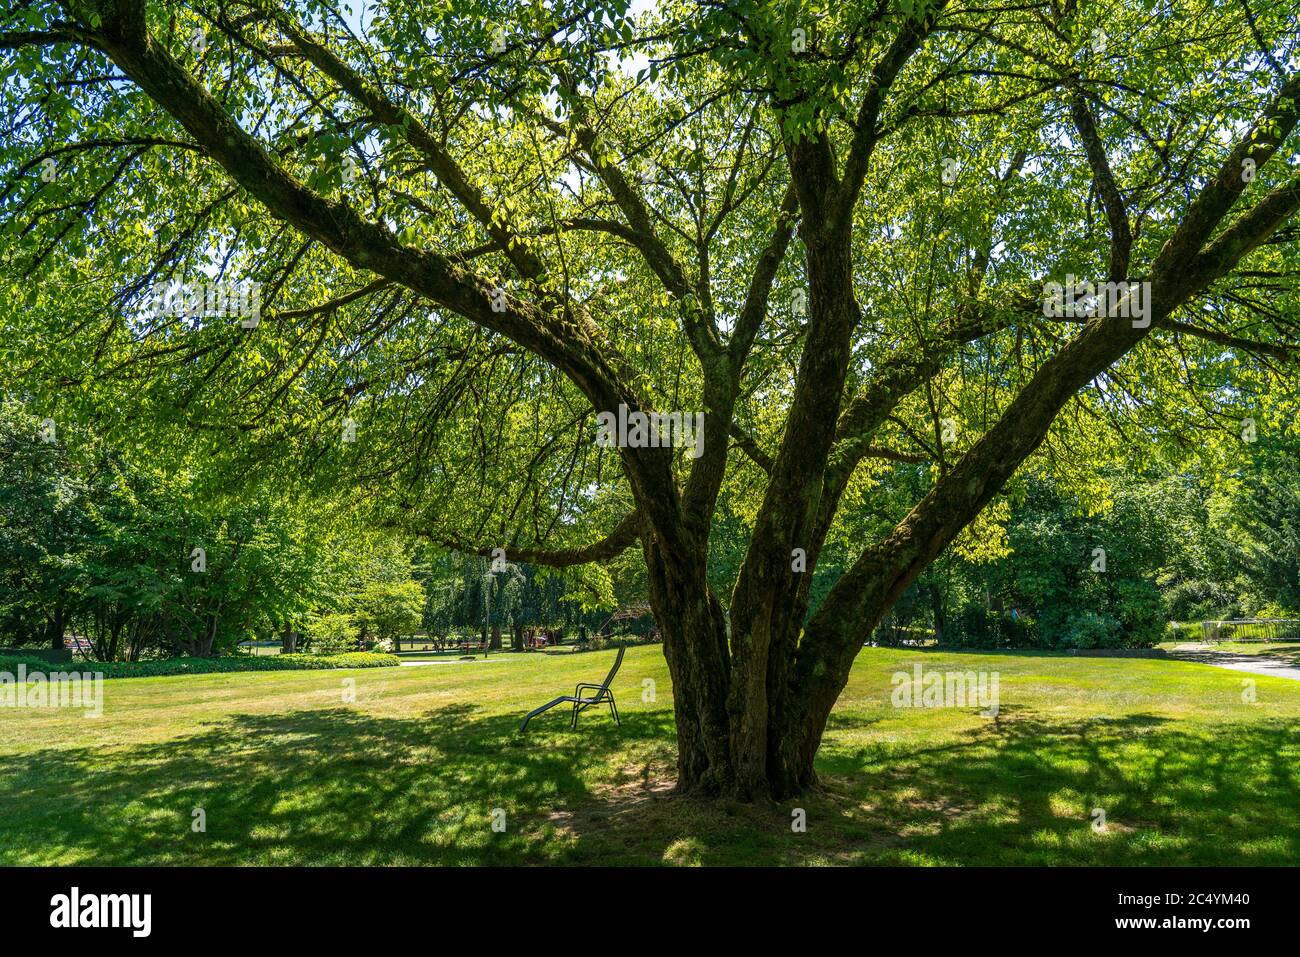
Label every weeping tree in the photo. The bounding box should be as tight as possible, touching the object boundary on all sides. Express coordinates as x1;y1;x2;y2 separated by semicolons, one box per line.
3;0;1300;798
479;555;525;646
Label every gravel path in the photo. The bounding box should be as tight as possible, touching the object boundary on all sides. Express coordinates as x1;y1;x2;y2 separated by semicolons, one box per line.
1168;643;1300;682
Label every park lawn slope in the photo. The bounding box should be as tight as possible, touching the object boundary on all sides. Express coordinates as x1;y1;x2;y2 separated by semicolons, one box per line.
0;645;1296;866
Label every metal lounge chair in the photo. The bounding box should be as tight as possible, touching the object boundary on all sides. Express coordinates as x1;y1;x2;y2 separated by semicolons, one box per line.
519;644;624;732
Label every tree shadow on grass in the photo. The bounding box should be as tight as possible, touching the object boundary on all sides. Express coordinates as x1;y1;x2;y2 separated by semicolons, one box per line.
490;706;1298;866
3;703;1298;866
0;704;677;866
1240;645;1300;665
811;710;1300;865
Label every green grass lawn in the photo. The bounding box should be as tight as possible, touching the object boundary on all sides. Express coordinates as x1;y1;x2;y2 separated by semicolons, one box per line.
2;645;1298;866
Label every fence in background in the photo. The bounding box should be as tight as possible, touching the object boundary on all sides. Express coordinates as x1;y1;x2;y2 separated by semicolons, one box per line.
1200;619;1300;642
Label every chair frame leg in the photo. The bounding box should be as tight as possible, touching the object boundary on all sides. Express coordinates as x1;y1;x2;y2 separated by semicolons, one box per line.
521;690;621;733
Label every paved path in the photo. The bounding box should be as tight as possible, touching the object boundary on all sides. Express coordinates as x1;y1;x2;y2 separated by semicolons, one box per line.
398;656;522;667
1168;643;1300;682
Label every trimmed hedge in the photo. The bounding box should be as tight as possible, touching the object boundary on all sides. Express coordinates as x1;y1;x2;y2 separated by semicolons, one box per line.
0;647;72;663
573;635;659;653
0;652;400;679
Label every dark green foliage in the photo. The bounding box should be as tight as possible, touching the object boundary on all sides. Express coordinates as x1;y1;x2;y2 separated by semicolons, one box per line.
876;462;1300;649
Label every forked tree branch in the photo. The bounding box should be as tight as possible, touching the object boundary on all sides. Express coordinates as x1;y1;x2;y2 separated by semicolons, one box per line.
432;510;642;569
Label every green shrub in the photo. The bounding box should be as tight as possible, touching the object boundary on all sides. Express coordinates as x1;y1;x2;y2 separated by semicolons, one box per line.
574;634;658;653
942;606;1037;648
306;612;360;655
0;654;55;673
1057;611;1123;649
1164;621;1202;643
0;652;399;679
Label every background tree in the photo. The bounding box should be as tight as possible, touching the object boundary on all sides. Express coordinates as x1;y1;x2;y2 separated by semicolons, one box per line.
0;402;91;648
349;541;426;647
1213;437;1300;617
0;401;340;658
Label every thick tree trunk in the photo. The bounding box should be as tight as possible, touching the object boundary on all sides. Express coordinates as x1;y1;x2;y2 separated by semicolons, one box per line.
641;217;879;801
658;609;859;800
645;536;890;801
643;533;735;796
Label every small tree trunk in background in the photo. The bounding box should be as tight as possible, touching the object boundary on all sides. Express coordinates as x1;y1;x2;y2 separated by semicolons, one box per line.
107;617;123;661
511;624;524;651
282;622;298;654
47;605;66;651
930;585;945;645
196;614;218;657
490;625;501;650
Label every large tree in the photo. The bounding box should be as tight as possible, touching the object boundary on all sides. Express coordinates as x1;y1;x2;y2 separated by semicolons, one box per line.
3;0;1299;797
